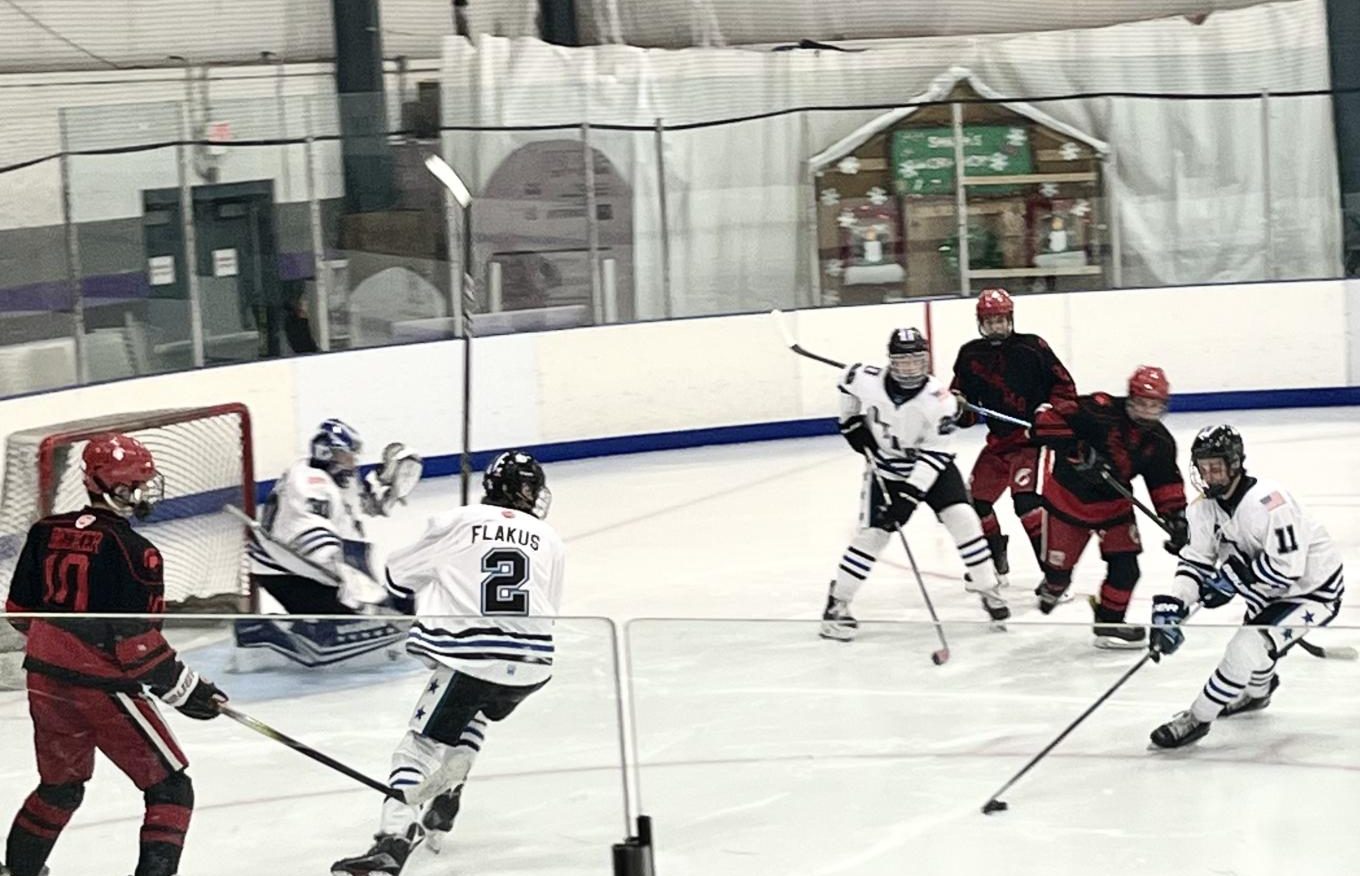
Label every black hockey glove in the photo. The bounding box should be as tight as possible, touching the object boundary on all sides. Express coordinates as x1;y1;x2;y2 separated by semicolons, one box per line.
158;667;227;720
1148;596;1188;661
1069;441;1108;473
1161;511;1189;556
839;415;874;455
1198;571;1236;609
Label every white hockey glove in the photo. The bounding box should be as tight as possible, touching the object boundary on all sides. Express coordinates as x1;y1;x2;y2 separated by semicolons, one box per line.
362;442;423;517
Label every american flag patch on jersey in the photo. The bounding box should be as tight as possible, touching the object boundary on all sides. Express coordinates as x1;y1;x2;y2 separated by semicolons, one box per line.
1260;491;1286;511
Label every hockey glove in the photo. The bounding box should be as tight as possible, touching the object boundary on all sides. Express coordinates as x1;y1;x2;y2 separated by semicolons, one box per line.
951;392;978;429
1161;511;1189;556
937;413;961;436
361;442;424;516
1148;596;1189;661
1198;571;1237;609
839;416;875;455
159;667;227;720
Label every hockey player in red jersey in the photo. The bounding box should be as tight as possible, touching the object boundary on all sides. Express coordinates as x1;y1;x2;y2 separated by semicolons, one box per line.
1028;366;1189;648
2;433;227;876
950;288;1077;586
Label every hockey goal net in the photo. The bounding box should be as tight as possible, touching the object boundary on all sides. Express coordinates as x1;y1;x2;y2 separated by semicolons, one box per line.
0;404;255;612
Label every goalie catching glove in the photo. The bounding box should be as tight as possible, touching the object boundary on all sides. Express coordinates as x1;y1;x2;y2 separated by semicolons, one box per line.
362;442;423;516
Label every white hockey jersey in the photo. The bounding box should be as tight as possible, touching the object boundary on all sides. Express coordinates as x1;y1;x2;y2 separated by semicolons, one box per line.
248;458;370;584
839;365;960;494
384;503;566;687
1172;476;1344;616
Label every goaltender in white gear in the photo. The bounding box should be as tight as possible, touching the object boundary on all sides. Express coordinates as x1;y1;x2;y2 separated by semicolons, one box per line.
236;419;422;669
822;327;1009;641
1147;425;1344;748
331;450;565;876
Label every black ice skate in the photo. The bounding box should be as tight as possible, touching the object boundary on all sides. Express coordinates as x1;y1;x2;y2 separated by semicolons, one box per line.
1150;711;1211;749
420;785;463;854
820;587;858;641
1034;581;1072;615
1090;597;1146;649
332;825;424;875
1219;675;1280;718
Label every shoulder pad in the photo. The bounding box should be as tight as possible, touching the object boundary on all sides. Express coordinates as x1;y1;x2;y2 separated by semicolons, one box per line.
1090;392;1113;407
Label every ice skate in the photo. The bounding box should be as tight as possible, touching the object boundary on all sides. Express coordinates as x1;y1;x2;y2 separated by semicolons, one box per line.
420;785;463;854
965;574;1011;623
1034;581;1072;615
1149;710;1211;749
820;587;858;641
1090;597;1146;649
331;825;424;875
1219;675;1280;718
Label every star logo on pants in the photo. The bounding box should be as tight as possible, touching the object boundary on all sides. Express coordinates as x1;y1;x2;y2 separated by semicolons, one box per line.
1282;628;1294;640
415;707;427;720
428;680;440;694
1303;611;1316;624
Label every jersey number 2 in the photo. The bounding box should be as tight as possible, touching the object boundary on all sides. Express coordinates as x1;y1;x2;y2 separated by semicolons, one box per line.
480;548;530;616
43;553;91;612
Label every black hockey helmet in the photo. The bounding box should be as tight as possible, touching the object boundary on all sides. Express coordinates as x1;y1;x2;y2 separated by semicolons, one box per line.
886;327;930;388
1190;425;1245;498
483;450;551;518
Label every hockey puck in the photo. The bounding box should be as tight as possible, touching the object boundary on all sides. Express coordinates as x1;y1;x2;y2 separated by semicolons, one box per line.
981;799;1008;815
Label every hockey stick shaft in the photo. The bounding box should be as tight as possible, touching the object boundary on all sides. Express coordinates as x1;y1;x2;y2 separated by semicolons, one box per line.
865;458;950;663
224;503;341;586
982;651;1154;808
220;704;402;801
983;603;1203;809
771;309;847;369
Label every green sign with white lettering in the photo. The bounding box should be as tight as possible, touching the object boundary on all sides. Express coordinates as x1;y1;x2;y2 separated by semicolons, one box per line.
891;125;1033;195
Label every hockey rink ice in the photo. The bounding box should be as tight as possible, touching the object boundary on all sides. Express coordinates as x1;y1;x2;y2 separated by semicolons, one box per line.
2;406;1358;875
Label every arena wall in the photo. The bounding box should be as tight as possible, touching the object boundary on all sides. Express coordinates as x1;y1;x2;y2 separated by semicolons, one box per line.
0;279;1353;491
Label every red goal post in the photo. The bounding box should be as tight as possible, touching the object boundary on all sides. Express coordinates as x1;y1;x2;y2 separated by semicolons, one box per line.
0;403;255;612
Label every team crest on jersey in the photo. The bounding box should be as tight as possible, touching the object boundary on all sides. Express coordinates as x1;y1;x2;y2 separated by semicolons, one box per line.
75;514;95;529
1046;549;1067;565
1014;468;1033;488
144;548;161;570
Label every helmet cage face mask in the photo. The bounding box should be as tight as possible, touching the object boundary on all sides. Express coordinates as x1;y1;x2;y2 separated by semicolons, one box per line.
1125;396;1167;425
1190;426;1245;499
978;314;1013;341
311;419;362;485
888;352;929;387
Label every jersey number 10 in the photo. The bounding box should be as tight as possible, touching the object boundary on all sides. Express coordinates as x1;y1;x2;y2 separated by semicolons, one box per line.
480;548;530;616
43;552;91;612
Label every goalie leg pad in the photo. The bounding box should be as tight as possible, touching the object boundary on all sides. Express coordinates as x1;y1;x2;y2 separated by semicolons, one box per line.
233;618;406;668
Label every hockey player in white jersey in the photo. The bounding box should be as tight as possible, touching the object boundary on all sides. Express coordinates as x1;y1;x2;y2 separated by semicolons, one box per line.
1147;425;1345;748
331;450;565;875
235;418;422;667
822;328;1009;641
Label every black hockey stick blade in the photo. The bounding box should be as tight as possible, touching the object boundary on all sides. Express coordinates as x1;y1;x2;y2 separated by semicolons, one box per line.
1297;639;1359;660
770;309;845;369
220;704;402;801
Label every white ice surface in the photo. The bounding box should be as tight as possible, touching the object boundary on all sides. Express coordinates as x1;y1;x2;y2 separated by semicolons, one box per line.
1;407;1357;875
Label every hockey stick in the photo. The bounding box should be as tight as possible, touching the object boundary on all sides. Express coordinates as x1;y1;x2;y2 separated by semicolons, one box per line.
220;705;455;806
981;602;1204;814
865;457;951;665
771;308;846;369
425;153;477;506
1297;638;1358;660
224;504;341;586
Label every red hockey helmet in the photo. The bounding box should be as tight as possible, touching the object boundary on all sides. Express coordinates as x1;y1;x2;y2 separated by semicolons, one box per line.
1126;365;1170;425
1128;365;1170;402
976;288;1014;341
976;287;1014;320
82;433;163;517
